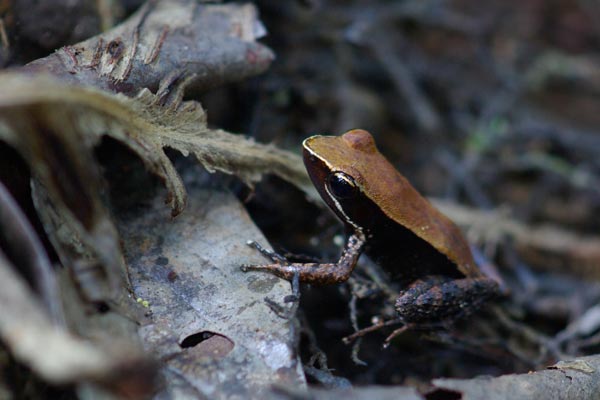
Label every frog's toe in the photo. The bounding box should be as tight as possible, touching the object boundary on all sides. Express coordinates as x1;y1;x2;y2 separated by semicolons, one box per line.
240;263;253;272
245;240;288;263
240;262;277;272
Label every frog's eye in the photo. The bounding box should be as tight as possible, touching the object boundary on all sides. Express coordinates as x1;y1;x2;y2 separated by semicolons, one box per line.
327;172;358;199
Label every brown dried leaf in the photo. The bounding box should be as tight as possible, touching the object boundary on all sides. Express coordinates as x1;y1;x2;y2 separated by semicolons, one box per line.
0;73;313;215
0;72;313;298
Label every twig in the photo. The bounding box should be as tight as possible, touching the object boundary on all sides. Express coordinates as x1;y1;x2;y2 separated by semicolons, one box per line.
300;311;329;370
342;317;404;344
492;307;565;363
439;150;494;210
368;33;442;133
0;18;9;49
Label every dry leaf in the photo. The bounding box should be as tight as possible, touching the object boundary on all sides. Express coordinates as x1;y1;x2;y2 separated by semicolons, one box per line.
118;186;306;397
0;72;313;300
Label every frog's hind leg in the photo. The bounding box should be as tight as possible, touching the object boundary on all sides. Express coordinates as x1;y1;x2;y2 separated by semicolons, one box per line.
394;276;500;324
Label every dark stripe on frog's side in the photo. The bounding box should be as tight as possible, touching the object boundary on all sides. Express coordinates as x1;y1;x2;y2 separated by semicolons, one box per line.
347;192;466;285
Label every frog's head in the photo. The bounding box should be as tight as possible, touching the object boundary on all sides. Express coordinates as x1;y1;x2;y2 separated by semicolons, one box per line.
302;129;380;232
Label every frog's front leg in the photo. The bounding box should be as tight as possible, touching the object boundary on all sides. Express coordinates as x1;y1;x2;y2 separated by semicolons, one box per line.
395;276;500;323
241;233;366;285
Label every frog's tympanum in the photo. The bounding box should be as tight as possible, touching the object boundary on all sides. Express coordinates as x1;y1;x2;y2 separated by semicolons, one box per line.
242;129;499;323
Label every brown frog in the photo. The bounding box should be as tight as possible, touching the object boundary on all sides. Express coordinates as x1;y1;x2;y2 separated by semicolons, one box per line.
242;129;499;324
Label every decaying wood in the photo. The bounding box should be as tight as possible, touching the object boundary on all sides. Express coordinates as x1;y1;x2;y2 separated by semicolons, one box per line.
21;0;274;96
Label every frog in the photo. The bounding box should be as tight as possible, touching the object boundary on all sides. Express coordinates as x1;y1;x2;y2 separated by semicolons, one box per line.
241;129;500;325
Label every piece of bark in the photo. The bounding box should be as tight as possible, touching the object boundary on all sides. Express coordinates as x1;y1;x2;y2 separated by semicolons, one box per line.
21;0;274;96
